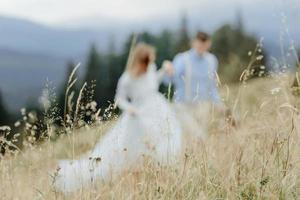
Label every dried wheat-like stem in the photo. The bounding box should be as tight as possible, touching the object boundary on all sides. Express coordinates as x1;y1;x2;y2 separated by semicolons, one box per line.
125;33;138;70
63;63;80;123
73;82;87;127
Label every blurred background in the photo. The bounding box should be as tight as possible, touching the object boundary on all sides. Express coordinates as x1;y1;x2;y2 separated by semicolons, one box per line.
0;0;299;126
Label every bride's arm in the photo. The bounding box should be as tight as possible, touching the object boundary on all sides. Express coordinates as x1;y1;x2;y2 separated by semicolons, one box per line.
115;73;136;114
158;54;184;85
157;67;166;82
154;62;170;83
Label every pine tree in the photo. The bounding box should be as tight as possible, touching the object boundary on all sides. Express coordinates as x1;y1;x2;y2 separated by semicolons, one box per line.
107;38;122;101
120;33;135;68
235;9;244;33
138;32;157;45
211;24;266;82
156;30;175;66
0;89;10;155
174;13;190;53
84;44;101;84
0;90;10;125
291;50;300;96
96;54;111;108
83;44;102;106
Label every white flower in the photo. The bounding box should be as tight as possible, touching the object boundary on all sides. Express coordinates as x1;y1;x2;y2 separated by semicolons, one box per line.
256;55;264;60
39;89;51;110
271;87;281;95
25;123;32;129
90;101;97;111
0;126;11;131
14;121;21;127
28;112;34;119
248;51;252;56
260;66;266;70
21;108;26;115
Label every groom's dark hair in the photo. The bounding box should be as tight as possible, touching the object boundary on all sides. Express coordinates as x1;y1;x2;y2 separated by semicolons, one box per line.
195;31;210;42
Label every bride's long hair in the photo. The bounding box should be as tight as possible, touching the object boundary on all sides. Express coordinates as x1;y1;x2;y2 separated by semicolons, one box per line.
127;43;156;77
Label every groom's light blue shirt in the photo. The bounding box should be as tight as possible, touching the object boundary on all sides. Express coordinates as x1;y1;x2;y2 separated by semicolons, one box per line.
165;49;222;104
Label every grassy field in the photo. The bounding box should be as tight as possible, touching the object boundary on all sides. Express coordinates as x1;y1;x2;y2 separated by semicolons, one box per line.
0;75;299;200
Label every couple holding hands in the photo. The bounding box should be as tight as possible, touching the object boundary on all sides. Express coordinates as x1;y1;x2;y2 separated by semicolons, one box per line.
54;31;232;193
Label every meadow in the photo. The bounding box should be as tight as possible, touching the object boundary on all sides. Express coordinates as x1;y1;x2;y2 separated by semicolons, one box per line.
0;72;299;200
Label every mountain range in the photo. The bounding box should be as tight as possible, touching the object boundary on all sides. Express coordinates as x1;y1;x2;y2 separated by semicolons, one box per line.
0;1;300;111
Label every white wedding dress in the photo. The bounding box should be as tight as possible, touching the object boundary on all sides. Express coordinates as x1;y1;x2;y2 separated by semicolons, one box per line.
54;64;182;193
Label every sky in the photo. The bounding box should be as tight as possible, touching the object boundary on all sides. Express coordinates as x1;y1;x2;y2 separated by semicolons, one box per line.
0;0;298;36
0;0;260;26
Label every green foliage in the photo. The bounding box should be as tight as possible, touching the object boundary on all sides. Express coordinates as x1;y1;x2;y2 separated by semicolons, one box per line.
0;90;10;125
137;30;177;66
81;29;182;111
174;14;190;53
211;24;266;82
79;22;266;111
1;16;268;126
155;30;177;65
291;53;300;96
84;44;101;84
83;45;113;108
240;184;258;200
106;54;123;100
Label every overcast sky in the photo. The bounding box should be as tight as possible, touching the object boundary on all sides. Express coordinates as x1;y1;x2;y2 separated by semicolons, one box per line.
0;0;298;29
0;0;263;25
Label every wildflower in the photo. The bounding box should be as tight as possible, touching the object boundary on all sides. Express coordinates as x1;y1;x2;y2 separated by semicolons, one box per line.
28;112;36;120
21;108;26;115
86;111;91;116
258;71;264;77
14;121;21;127
0;126;11;132
30;130;35;136
256;55;264;60
271;87;281;95
25;123;32;129
39;89;51;110
90;101;97;111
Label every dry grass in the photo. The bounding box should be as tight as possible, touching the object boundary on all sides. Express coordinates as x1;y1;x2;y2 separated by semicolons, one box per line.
1;76;300;200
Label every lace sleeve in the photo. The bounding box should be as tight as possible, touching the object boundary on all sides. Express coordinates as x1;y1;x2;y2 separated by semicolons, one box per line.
115;73;134;111
148;63;166;83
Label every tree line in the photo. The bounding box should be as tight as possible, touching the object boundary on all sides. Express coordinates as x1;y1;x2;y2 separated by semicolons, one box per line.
0;15;267;128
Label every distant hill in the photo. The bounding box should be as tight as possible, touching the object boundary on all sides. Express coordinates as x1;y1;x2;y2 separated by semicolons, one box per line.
1;5;300;59
0;16;113;58
0;16;115;111
1;2;300;112
0;48;74;111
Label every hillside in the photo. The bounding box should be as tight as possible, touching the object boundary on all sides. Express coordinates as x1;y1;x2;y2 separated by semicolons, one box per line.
0;16;113;57
0;48;70;111
1;6;300;112
0;77;299;199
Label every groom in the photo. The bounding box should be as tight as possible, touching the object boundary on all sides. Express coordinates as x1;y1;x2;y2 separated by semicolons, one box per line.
163;31;227;140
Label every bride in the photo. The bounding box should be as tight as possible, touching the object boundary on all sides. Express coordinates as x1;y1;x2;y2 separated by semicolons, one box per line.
54;43;182;193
